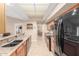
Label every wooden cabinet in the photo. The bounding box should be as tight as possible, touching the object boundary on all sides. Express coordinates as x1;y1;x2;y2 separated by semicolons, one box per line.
45;35;51;51
10;37;31;56
26;37;31;54
10;42;27;56
64;39;79;56
17;41;27;56
0;3;5;33
17;44;25;56
10;50;17;56
23;41;27;55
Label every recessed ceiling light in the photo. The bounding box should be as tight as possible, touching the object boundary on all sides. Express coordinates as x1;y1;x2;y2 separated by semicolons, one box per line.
5;3;11;5
73;9;77;12
72;9;77;15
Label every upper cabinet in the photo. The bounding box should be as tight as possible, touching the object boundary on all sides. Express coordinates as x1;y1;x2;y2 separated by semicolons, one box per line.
0;3;5;34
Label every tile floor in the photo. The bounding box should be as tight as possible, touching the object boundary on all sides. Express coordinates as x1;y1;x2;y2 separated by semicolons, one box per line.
27;36;54;56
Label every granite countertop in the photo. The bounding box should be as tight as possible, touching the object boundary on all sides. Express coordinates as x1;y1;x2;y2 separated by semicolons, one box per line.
0;35;16;40
0;31;32;56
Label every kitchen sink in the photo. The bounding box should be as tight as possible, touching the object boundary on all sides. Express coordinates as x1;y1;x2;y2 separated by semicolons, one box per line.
2;40;23;47
12;40;23;43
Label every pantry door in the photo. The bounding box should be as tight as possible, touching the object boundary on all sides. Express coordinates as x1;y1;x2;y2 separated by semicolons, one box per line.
0;3;5;34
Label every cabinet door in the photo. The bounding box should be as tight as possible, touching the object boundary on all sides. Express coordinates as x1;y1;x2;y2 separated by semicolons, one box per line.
27;37;31;54
23;41;27;56
64;40;76;56
0;3;5;33
10;50;17;56
10;41;27;56
17;44;24;56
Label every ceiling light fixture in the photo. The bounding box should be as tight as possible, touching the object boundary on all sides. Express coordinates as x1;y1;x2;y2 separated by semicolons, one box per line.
5;2;11;5
72;9;77;15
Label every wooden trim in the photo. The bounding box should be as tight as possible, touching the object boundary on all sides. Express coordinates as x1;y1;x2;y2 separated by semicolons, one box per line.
4;4;6;32
61;3;79;16
0;3;5;33
47;3;79;24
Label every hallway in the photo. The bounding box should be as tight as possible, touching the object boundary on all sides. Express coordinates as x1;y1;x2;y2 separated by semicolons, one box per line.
27;36;54;56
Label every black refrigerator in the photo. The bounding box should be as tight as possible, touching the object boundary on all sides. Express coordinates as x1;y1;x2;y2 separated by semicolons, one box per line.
54;7;79;56
54;17;64;56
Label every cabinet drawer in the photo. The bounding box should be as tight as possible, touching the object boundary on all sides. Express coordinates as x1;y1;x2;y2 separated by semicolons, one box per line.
64;40;77;56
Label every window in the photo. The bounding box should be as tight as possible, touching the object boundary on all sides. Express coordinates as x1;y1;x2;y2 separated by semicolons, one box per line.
27;24;33;29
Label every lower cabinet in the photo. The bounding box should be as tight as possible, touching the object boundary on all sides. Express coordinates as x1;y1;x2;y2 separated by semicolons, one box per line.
17;43;26;56
45;35;51;51
64;39;79;56
10;42;27;56
10;37;31;56
26;37;31;54
23;41;27;55
10;50;17;56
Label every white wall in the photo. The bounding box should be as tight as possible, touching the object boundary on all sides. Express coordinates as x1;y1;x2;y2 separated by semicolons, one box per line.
37;24;42;33
37;24;42;31
5;16;24;34
25;21;38;42
5;16;38;42
42;24;48;40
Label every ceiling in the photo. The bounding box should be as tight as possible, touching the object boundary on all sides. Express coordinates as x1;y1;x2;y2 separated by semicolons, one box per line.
6;3;78;24
6;3;58;22
46;3;76;23
17;4;50;18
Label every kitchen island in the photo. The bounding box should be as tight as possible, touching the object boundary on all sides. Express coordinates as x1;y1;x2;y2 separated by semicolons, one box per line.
0;31;32;56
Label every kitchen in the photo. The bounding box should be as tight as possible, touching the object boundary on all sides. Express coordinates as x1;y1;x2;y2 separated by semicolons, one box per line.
0;3;79;56
45;3;79;56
